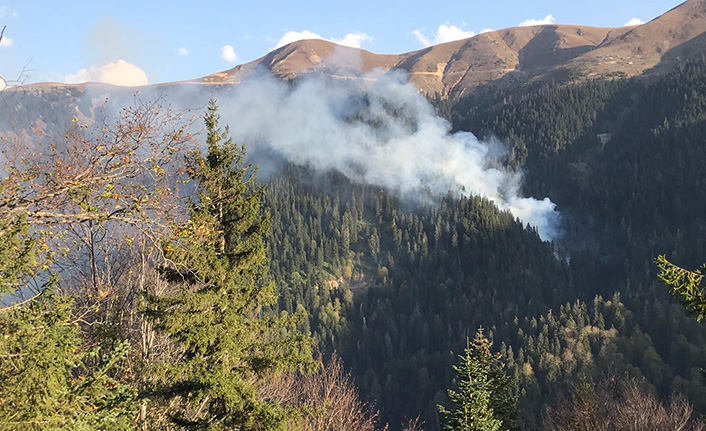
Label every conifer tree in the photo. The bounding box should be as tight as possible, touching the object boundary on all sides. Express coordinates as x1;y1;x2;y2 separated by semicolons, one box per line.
0;290;137;431
438;328;517;431
656;255;706;321
0;217;35;297
0;219;136;431
147;99;311;430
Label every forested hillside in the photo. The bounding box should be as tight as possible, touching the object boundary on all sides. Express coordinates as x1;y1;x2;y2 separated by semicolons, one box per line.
255;60;706;429
3;50;706;431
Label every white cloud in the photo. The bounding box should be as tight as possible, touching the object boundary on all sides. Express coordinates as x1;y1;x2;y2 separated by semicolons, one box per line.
274;30;373;49
624;17;645;26
434;24;475;44
275;30;323;48
178;46;189;56
221;45;238;63
64;59;148;86
480;28;494;34
412;30;431;48
519;14;557;27
332;32;373;48
413;24;475;48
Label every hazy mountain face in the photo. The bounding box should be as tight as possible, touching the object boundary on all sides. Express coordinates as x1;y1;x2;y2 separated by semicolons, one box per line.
8;1;706;243
212;71;561;240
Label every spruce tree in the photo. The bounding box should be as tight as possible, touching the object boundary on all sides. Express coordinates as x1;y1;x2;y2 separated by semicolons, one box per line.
656;255;706;321
0;289;137;431
147;99;311;430
0;219;136;431
438;328;517;431
0;217;35;297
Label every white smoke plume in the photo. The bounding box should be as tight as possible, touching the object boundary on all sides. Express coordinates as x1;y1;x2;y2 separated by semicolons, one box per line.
218;70;561;241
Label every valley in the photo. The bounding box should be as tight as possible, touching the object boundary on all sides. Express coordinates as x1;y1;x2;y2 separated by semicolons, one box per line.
2;1;706;430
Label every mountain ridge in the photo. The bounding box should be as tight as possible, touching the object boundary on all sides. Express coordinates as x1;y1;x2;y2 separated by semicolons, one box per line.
16;0;706;100
190;0;706;98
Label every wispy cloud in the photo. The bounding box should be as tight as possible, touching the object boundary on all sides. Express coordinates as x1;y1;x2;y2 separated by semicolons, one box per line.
221;45;237;63
413;24;475;48
178;47;189;56
64;59;148;86
273;30;373;49
624;17;645;26
0;5;15;19
518;14;556;27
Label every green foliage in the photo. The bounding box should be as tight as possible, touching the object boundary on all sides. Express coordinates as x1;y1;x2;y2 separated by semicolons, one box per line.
656;255;706;322
0;217;36;297
0;210;136;431
438;329;516;431
260;60;706;430
454;78;630;169
264;165;574;429
0;289;137;431
5;55;706;431
147;100;312;430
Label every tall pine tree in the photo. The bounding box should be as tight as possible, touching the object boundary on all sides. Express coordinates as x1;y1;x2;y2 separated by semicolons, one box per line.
438;328;517;431
146;99;311;430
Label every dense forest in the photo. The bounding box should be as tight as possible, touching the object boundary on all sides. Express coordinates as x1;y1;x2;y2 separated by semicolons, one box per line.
3;54;706;430
264;60;706;429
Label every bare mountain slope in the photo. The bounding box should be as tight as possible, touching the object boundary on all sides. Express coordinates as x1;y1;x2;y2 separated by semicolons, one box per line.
397;25;628;97
196;25;627;97
198;39;402;85
192;0;706;98
17;0;706;101
559;0;706;78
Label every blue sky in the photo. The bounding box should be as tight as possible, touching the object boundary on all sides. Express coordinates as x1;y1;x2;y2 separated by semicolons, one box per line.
0;0;685;86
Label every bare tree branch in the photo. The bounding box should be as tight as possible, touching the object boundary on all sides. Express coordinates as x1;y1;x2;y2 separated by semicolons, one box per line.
0;26;34;100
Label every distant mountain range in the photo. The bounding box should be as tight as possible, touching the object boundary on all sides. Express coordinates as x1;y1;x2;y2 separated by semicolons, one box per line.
18;0;706;101
181;0;706;99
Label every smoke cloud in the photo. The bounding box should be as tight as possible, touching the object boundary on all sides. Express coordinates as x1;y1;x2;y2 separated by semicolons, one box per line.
0;49;561;241
218;69;561;241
